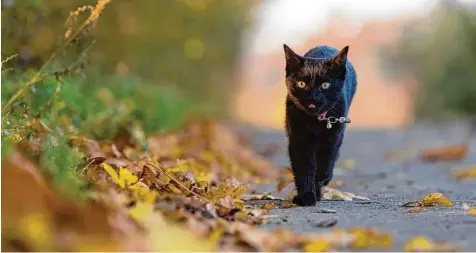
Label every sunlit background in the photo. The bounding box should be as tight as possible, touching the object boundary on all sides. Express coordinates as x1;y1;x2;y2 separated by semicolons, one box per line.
3;0;476;131
235;0;476;129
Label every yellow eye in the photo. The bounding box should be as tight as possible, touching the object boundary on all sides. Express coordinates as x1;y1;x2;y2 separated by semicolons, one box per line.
297;81;306;88
321;82;331;89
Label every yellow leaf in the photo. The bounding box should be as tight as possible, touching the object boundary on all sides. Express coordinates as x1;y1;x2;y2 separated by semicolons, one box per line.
404;236;454;252
419;144;467;162
322;188;352;201
261;202;276;211
328;180;344;188
129;202;154;222
132;186;158;204
167;184;183;194
119;166;138;186
302;240;330;252
422;192;453;206
407;206;425;213
232;184;249;199
102;163;124;188
18;213;53;251
454;167;476;180
463;203;476;216
282;203;297;209
196;171;211;182
401;200;424;207
277;180;293;192
286;189;297;200
349;228;392;250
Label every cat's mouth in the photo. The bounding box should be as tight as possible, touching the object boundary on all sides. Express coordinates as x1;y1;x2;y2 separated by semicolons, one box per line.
305;101;326;116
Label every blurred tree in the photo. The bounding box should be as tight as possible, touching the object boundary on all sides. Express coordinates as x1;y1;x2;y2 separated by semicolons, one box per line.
381;0;476;119
1;0;259;114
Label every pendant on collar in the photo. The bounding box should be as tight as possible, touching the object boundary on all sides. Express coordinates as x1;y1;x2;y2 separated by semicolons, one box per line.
317;111;351;129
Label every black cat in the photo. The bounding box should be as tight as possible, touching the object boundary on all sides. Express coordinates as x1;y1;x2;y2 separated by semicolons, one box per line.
283;44;357;206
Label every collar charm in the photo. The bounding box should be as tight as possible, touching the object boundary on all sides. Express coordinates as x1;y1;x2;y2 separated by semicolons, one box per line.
318;111;351;129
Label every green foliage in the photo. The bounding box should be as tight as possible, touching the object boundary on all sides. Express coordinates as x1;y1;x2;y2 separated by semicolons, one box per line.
382;2;476;118
1;73;202;195
2;0;257;112
39;135;85;196
1;0;256;197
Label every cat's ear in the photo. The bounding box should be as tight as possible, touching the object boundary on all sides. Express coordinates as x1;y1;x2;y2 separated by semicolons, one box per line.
328;46;349;66
283;44;302;73
325;46;349;79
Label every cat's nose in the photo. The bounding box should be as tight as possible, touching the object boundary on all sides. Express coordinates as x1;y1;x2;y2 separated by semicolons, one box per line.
308;103;316;109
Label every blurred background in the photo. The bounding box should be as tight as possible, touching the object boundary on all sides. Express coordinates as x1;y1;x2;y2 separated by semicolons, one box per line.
2;0;476;132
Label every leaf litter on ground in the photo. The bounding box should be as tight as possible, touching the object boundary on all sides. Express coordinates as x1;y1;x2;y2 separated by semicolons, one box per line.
453;166;476;180
419;143;468;162
403;236;459;252
3;119;384;252
402;192;454;211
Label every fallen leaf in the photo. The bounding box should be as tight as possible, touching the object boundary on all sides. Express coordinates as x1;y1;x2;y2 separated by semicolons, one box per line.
261;203;276;211
327;180;344;188
322;187;369;201
241;193;284;201
401;200;424;207
277;180;293;193
348;228;392;250
407;206;425;213
338;159;355;170
404;236;454;252
422;192;453;206
281;203;297;209
286;189;297;200
302;240;330;252
453;167;476;180
463;203;476;216
315;219;338;228
402;192;453;207
314;208;337;214
419;144;467;162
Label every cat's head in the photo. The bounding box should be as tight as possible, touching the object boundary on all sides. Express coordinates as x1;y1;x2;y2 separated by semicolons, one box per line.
283;44;349;116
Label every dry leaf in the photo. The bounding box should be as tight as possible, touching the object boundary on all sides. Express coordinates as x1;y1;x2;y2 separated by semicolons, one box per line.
453;167;476;180
315;219;338;228
338;159;356;170
302;240;330;252
314;208;337;214
419;144;467;162
422;192;453;206
322;187;369;201
277;180;293;193
348;228;393;250
402;192;453;207
241;193;284;201
407;206;425;213
282;203;297;209
261;203;276;211
404;236;454;252
463;203;476;216
286;189;297;200
327;180;344;188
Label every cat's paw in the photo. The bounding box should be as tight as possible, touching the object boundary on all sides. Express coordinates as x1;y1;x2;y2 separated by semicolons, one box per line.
315;188;322;201
292;192;317;206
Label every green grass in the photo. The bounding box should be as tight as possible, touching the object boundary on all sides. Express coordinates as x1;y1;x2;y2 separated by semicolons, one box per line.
1;73;208;196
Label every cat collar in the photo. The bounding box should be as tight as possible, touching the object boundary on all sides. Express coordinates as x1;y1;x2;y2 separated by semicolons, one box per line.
317;111;351;129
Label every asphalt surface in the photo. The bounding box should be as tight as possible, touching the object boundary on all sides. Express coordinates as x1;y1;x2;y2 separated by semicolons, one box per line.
247;122;476;251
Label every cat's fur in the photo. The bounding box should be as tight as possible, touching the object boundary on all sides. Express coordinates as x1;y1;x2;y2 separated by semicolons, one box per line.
283;44;357;206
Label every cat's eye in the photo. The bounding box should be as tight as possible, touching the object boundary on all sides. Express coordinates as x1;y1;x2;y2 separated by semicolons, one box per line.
321;82;331;89
296;81;306;88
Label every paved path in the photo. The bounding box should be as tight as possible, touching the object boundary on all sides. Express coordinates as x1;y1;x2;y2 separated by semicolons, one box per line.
248;122;476;251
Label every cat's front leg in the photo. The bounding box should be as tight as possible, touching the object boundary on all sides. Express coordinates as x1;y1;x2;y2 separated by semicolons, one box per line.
315;132;344;200
289;135;317;206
